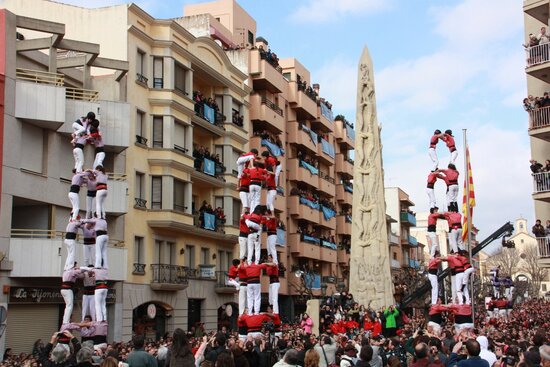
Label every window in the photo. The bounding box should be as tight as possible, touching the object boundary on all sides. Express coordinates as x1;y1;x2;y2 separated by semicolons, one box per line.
283;72;291;81
185;245;195;269
232;199;241;227
153;57;163;88
136;49;147;84
174;121;187;154
135;172;146;208
134;236;144;264
136;110;147;145
174;62;186;94
155;240;176;265
152;116;163;148
21;123;45;174
248;30;254;45
173;179;186;213
201;247;210;265
151;176;162;210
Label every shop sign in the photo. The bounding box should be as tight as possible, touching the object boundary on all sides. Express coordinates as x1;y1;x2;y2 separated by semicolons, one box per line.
9;287;116;304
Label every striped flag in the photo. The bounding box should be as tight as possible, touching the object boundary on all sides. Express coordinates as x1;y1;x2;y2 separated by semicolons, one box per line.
462;146;476;242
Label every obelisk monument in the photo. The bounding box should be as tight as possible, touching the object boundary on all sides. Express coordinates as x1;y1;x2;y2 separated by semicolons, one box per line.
349;46;394;309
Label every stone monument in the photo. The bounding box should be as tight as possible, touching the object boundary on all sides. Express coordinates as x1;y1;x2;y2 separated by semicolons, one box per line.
349;47;394;309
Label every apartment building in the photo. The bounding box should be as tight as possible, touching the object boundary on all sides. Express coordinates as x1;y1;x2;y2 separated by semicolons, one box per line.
0;9;129;352
0;0;252;342
524;1;550;268
183;0;354;317
384;188;423;277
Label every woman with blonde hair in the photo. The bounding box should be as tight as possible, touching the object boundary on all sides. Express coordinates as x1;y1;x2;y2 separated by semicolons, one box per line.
305;349;320;367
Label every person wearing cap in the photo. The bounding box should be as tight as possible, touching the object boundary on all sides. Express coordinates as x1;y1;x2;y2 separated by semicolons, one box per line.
429;130;443;171
341;343;358;367
442;129;458;165
437;164;459;212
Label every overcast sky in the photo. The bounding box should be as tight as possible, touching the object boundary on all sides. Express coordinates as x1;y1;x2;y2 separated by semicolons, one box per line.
59;0;532;239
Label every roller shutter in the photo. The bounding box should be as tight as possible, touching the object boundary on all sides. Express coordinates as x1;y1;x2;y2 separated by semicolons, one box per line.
6;305;59;354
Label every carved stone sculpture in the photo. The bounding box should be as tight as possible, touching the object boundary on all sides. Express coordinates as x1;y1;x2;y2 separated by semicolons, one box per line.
349;47;394;309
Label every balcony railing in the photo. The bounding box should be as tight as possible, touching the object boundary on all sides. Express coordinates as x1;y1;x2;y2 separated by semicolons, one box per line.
400;211;417;226
532;172;550;193
259;51;283;73
297;82;318;102
526;43;550;68
133;263;146;275
319;171;335;183
16;68;64;86
136;73;148;85
536;237;550;258
174;144;189;154
529;107;550;130
261;97;283;116
66;87;99;102
214;270;237;290
135;135;148;146
10;229;125;247
134;198;147;209
150;264;189;285
408;235;418;247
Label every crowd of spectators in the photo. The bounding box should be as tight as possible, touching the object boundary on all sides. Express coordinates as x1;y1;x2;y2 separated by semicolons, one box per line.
196;200;225;232
193;91;224;128
297;151;319;169
296;74;318;101
232;110;244;127
335;115;355;129
524;26;550;65
319;98;333;111
290;188;318;203
254;130;284;151
192;146;226;179
523;93;550;112
258;45;280;69
7;296;550;367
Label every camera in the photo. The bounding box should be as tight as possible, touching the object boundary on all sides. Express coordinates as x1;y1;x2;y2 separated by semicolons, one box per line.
262;320;276;333
505;356;516;366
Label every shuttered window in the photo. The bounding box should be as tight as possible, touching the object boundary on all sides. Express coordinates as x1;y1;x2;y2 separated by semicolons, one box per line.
174;63;186;94
152;116;163;148
6;305;59;354
173;179;186;212
174;122;185;153
153;57;163;88
151;176;162;209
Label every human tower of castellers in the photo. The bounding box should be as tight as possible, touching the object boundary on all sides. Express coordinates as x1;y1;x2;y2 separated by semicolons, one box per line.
224;149;288;338
56;111;109;348
424;129;476;335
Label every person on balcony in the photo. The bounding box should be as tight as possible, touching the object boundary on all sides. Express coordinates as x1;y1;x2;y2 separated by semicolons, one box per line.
428;130;442;172
441;130;458;165
533;219;546;238
68;169;93;221
436;164;459;212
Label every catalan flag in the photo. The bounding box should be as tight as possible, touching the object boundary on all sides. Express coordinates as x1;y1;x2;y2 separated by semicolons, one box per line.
462;146;476;242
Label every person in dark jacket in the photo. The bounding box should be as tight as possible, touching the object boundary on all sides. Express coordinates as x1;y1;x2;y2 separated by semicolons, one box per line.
39;330;81;367
167;328;194;367
447;340;489;367
205;334;226;363
231;345;249;367
357;345;373;367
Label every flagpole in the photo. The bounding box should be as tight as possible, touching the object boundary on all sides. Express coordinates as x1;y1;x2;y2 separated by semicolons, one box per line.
462;128;474;326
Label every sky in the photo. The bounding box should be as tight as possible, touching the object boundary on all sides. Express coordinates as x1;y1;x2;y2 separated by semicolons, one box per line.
59;0;532;239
